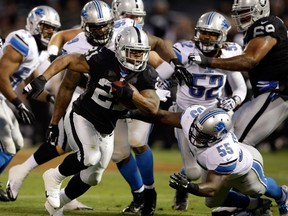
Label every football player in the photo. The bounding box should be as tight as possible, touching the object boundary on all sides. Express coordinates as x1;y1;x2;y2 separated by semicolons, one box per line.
0;5;59;201
23;26;161;216
6;0;113;211
155;11;247;210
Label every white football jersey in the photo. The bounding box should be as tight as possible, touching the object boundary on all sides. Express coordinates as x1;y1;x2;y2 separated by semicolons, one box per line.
174;41;243;110
0;29;39;99
181;105;253;179
62;32;92;95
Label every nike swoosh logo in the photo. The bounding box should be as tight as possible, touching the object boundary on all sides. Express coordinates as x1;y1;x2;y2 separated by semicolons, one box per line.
226;157;232;161
261;21;268;24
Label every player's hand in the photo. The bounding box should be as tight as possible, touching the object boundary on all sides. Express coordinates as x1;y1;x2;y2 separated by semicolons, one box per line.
188;53;212;67
256;81;279;92
156;78;173;90
218;96;241;111
17;103;35;125
169;173;190;192
111;80;133;101
46;124;59;146
170;58;193;87
23;75;47;99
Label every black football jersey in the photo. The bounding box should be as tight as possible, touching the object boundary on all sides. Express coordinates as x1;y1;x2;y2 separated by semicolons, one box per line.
244;16;288;96
72;46;158;134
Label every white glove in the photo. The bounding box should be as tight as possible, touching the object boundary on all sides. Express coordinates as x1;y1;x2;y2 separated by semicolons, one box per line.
218;96;241;111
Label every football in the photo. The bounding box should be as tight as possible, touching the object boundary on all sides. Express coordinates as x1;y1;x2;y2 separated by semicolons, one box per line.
112;80;139;109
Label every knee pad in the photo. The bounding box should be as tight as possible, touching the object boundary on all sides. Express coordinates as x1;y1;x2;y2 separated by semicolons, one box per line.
185;166;202;181
80;166;105;186
83;151;101;167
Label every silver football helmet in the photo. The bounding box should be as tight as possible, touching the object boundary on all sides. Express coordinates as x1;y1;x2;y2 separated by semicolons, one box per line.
232;0;270;32
194;11;231;53
26;5;61;46
81;0;114;46
112;0;146;26
189;108;232;148
115;26;150;72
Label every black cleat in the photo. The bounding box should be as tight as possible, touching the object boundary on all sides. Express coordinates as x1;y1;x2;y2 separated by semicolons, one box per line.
122;191;144;214
140;188;157;216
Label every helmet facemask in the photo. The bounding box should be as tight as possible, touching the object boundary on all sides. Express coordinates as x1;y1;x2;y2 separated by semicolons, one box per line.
232;0;270;32
194;12;230;54
81;0;114;46
26;6;61;46
188;108;232;148
115;26;150;72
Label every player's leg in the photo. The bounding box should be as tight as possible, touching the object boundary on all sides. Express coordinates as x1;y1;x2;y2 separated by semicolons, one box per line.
43;110;104;208
0;100;22;201
127;119;157;216
113;119;144;214
6;117;66;201
45;132;114;214
232;92;288;146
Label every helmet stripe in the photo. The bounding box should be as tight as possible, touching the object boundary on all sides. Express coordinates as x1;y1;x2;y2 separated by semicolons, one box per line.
93;0;103;18
199;110;226;125
135;0;139;9
133;26;141;43
207;12;216;25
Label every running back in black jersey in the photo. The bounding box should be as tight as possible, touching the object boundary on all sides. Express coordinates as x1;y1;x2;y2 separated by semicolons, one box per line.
72;46;158;134
244;16;288;96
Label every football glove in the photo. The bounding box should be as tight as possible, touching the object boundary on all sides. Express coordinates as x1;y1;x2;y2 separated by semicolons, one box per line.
169;173;200;195
170;58;193;88
23;75;47;99
156;78;174;90
111;80;133;101
218;96;241;111
48;54;58;63
46;124;59;146
11;98;35;125
188;53;212;67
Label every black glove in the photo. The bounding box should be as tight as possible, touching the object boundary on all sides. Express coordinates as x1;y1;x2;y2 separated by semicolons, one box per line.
46;124;59;146
48;54;58;63
170;58;193;88
23;75;47;99
11;98;35;125
111;80;133;101
169;173;200;195
120;109;156;123
188;53;212;67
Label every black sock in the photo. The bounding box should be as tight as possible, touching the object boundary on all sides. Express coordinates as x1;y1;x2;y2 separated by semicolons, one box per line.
58;152;87;176
33;142;60;165
65;173;91;200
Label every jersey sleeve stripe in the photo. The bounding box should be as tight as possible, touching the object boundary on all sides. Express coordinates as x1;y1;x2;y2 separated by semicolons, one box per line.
10;34;29;57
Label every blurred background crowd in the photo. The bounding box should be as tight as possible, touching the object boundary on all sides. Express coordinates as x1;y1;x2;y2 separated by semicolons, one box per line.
1;0;288;151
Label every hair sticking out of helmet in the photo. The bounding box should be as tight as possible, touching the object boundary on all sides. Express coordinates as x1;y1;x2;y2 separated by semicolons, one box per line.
189;108;232;148
26;5;61;46
231;0;270;32
115;25;151;73
194;11;231;54
111;0;146;26
81;0;114;46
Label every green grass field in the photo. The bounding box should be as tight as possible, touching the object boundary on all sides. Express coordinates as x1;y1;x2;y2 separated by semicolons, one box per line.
0;147;287;216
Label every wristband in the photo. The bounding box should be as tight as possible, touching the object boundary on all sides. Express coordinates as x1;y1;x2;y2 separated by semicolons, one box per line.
187;182;200;195
10;97;22;108
232;95;241;106
47;45;59;56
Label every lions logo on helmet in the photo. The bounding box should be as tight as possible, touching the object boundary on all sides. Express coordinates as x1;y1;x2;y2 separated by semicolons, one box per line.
189;108;232;148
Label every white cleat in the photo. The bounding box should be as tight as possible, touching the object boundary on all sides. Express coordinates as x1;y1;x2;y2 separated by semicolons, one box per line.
6;164;29;201
63;199;93;210
43;168;62;208
45;201;63;216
